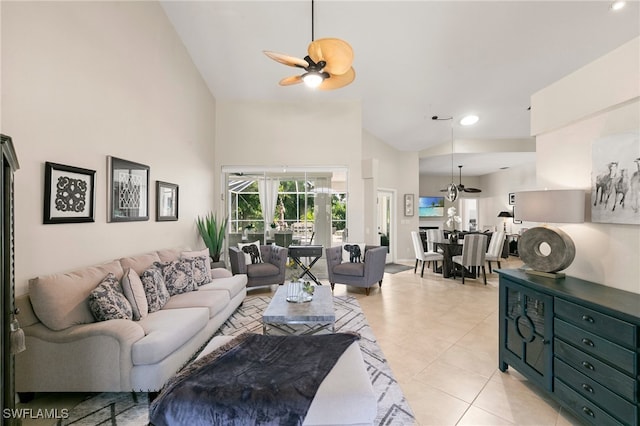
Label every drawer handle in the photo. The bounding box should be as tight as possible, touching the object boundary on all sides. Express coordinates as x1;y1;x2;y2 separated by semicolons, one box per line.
581;315;594;323
582;407;595;418
581;361;595;371
581;383;594;393
581;338;594;347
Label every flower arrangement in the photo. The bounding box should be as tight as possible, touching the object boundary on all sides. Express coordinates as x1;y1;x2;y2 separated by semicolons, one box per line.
445;207;462;229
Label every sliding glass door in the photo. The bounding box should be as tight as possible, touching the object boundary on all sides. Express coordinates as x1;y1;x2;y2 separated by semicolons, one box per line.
224;167;348;252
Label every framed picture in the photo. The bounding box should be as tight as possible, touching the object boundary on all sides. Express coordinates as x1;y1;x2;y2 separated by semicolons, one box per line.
156;181;178;221
509;192;515;205
107;156;149;222
43;162;96;224
404;194;414;216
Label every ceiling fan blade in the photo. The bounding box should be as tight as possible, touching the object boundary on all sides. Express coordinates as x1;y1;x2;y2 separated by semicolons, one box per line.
263;51;309;68
279;75;303;86
308;38;354;75
463;188;482;193
317;67;355;90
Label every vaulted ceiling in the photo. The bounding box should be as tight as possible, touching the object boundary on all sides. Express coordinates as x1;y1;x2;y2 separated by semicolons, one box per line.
161;1;639;176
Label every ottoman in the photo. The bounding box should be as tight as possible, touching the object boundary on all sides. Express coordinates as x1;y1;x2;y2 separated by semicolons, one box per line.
197;335;377;425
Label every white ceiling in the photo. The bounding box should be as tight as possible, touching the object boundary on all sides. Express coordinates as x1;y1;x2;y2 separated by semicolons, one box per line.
161;1;639;177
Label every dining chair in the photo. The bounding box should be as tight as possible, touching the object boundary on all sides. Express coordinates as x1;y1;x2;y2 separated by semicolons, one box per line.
485;230;506;273
426;229;444;253
452;233;488;284
411;231;444;277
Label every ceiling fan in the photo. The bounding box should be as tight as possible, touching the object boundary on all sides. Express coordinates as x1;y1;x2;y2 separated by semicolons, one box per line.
441;165;482;194
263;0;355;90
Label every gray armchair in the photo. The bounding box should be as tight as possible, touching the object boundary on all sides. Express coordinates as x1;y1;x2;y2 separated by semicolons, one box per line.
229;245;288;288
326;245;386;295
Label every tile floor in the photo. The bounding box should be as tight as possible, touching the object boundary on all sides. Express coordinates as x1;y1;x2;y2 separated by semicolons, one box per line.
328;256;584;426
17;256;586;426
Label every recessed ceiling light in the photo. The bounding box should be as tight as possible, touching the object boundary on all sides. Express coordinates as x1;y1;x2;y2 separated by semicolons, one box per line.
611;1;626;11
460;115;479;126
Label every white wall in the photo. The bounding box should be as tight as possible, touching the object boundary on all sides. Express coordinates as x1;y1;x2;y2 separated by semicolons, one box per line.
362;129;419;261
530;37;640;293
214;100;366;241
2;1;217;295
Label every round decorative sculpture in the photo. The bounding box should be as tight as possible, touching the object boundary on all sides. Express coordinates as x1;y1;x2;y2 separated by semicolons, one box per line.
518;225;575;273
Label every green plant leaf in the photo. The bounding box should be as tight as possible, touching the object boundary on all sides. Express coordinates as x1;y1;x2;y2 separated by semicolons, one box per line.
196;212;228;262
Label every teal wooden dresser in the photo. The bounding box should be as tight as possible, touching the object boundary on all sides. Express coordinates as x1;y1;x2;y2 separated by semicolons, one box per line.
498;269;640;425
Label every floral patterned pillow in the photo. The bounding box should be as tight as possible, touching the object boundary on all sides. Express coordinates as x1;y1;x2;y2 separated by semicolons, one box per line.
180;250;212;286
140;267;170;313
153;260;198;296
88;273;133;321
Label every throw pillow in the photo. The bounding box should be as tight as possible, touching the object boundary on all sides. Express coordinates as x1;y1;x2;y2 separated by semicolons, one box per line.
180;249;213;286
238;240;263;265
341;243;366;263
121;268;149;320
88;273;133;322
140;267;170;313
153;260;197;296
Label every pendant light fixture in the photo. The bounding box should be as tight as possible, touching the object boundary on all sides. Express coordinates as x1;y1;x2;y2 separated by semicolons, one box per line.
432;116;458;202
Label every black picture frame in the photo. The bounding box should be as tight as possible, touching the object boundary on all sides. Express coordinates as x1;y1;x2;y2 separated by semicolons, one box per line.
43;162;96;224
509;192;515;205
156;181;178;221
107;156;149;222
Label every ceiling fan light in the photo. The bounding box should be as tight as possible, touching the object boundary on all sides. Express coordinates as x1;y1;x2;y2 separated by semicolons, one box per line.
611;1;626;10
460;115;479;126
302;72;323;88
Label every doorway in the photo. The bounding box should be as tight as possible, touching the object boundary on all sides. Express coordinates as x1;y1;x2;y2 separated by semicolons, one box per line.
376;189;395;264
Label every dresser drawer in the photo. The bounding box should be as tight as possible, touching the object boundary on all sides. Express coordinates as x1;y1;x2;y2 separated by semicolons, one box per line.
554;379;626;426
555;319;637;376
554;358;638;425
554;339;637;402
555;298;636;349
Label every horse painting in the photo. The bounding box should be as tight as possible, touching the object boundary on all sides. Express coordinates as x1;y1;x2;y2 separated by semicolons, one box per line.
593;161;618;208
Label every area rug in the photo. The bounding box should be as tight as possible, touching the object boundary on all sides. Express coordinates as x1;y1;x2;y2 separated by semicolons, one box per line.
384;263;414;274
63;295;416;425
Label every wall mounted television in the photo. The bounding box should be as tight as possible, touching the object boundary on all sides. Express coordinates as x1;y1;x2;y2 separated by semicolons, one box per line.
418;196;445;217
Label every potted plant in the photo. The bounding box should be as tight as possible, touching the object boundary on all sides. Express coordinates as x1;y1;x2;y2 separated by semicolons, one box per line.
196;213;228;268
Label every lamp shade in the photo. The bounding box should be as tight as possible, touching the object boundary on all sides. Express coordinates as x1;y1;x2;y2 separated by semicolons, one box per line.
497;211;513;218
514;190;585;223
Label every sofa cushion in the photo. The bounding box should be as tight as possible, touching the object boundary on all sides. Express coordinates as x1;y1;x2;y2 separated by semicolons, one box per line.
119;252;162;276
140;267;170;313
157;247;188;263
246;262;279;278
180;249;212;286
132;307;209;365
238;241;263;264
88;273;133;321
333;262;365;277
199;274;247;299
153;260;197;296
29;260;124;331
163;290;229;319
211;268;232;279
121;268;149;320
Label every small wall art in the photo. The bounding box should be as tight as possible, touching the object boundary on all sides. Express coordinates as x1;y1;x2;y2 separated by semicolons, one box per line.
107;156;149;222
156;181;178;221
43;162;96;224
404;194;414;217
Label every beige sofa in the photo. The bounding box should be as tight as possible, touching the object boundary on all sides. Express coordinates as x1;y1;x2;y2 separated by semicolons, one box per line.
14;247;247;393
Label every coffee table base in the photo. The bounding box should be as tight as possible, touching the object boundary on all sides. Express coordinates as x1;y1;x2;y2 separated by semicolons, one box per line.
263;322;335;336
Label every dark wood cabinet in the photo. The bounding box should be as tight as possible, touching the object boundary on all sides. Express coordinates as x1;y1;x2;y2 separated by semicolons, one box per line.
1;135;19;425
498;269;640;426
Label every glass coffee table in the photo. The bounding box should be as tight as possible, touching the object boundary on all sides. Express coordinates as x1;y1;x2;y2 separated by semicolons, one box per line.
262;285;335;335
